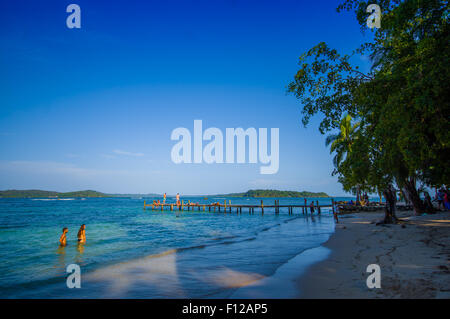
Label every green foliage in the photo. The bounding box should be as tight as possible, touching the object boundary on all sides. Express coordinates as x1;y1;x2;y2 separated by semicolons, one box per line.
325;114;360;174
288;0;449;198
58;190;106;198
287;42;369;134
223;189;329;198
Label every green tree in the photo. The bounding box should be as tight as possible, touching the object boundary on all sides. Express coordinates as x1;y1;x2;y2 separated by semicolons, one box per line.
325;114;366;203
325;114;360;173
288;0;449;221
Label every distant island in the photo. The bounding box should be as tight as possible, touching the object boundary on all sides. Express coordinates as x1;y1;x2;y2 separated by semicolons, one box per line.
0;190;108;198
0;189;165;198
0;189;328;198
218;189;329;198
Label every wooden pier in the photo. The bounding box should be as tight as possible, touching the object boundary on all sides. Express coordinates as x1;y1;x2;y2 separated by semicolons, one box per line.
143;199;337;217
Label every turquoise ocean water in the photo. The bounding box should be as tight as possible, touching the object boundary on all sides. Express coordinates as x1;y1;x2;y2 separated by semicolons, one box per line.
0;196;346;298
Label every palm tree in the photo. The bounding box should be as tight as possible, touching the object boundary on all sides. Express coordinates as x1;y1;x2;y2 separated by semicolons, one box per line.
325;114;362;201
325;114;360;170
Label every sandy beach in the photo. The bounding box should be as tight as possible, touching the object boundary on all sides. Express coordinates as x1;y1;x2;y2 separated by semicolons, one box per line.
297;210;450;298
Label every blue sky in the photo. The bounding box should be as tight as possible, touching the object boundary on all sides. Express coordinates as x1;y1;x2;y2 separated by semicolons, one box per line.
0;0;373;195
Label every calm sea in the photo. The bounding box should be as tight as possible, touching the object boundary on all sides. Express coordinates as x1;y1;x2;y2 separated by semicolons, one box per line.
0;196;347;298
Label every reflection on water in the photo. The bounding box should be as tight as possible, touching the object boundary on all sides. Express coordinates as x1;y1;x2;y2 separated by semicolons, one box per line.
85;251;182;298
77;243;85;254
75;243;85;264
0;196;341;298
56;246;66;271
198;267;265;289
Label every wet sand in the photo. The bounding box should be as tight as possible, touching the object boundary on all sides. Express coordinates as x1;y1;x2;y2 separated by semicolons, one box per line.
231;245;331;298
297;210;450;298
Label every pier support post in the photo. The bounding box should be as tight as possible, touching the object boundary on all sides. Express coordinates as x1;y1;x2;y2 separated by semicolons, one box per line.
261;200;264;215
332;198;339;223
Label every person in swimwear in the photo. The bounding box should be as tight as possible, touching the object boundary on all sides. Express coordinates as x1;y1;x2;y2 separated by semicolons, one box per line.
59;227;68;246
77;224;86;244
176;193;180;205
163;193;167;204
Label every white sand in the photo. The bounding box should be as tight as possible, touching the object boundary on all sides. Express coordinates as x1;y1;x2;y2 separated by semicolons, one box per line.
297;210;450;298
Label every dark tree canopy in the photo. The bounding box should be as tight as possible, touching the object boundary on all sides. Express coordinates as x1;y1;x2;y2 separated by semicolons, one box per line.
288;0;449;218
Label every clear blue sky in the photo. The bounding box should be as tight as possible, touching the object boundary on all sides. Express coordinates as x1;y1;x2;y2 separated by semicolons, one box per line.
0;0;372;195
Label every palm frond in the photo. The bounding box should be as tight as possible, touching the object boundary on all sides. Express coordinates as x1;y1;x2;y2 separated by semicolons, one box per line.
325;133;340;147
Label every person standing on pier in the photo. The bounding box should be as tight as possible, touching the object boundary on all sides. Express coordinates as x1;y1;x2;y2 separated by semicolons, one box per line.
163;193;167;204
176;193;180;206
309;201;315;214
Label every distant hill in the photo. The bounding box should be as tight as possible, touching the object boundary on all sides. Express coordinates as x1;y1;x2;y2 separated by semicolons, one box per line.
0;189;328;199
0;189;107;198
219;189;329;198
107;193;161;198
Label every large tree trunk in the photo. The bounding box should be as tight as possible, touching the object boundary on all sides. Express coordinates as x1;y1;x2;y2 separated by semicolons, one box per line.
400;188;408;204
356;185;361;204
402;177;424;215
382;185;398;224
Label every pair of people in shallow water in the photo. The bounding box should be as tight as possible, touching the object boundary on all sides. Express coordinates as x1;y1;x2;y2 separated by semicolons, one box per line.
59;224;86;246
